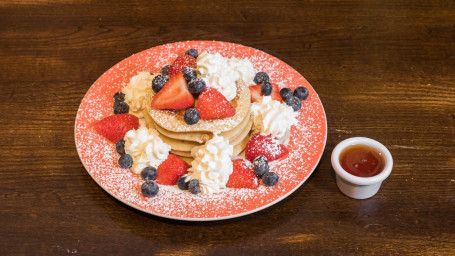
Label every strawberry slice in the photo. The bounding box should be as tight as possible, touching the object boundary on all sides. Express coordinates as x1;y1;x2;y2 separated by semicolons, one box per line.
93;113;139;143
226;159;259;189
196;87;235;120
150;73;194;110
155;154;189;185
270;84;283;102
168;55;197;77
249;84;262;102
245;134;288;162
249;83;282;102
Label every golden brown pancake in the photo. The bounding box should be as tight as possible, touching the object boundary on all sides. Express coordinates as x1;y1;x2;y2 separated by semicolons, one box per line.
152;109;251;143
171;132;250;160
161;117;252;154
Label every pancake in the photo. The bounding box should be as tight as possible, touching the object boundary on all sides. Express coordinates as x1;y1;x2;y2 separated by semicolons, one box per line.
152;108;251;143
161;135;202;152
170;149;192;158
230;118;253;145
154;124;211;144
146;80;250;133
171;131;251;161
162;117;253;153
143;78;253;164
233;132;250;156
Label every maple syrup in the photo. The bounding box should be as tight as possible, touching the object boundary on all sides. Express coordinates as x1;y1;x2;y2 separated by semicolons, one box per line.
339;144;384;177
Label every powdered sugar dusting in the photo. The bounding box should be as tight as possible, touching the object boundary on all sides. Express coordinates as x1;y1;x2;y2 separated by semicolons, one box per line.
75;41;327;221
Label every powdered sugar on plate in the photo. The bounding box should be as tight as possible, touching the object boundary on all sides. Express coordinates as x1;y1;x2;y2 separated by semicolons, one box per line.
75;41;327;221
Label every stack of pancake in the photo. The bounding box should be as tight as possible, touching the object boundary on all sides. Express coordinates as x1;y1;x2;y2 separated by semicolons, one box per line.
144;80;252;163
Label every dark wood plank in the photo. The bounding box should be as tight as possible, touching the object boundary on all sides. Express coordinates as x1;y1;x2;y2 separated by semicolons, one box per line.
0;0;454;255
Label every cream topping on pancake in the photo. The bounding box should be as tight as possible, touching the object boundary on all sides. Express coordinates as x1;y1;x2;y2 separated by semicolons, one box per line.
187;134;234;194
124;126;171;174
123;72;156;118
197;52;256;101
251;96;298;140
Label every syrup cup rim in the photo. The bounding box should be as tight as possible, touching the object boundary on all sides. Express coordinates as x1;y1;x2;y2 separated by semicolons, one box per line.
331;137;393;186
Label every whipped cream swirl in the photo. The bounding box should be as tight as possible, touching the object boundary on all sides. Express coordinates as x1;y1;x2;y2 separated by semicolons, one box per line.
250;96;298;140
122;72;156;118
124;126;171;174
197;52;256;101
188;134;234;194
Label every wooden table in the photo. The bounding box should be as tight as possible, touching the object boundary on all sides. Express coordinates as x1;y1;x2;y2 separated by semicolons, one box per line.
1;1;454;255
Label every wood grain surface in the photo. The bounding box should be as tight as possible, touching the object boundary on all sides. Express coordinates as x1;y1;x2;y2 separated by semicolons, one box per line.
1;0;454;255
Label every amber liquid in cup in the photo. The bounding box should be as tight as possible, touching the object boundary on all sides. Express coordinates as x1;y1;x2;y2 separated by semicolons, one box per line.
339;145;384;177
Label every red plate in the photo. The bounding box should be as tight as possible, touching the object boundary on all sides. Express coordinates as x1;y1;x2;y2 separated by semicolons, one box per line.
75;41;327;221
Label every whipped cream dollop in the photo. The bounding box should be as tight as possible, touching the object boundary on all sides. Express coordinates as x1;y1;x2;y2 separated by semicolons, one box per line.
124;126;171;174
251;96;298;140
122;72;156;118
187;134;234;194
197;52;256;101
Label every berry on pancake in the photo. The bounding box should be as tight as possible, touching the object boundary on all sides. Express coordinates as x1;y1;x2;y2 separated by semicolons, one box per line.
150;73;195;110
196;87;235;120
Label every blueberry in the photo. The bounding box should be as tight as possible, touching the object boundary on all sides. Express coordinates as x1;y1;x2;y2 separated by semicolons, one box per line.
113;100;129;114
118;154;133;169
254;72;269;84
184;108;200;125
293;86;309;101
113;92;125;102
161;65;171;75
141;166;157;181
188;179;201;194
188;78;206;94
262;172;279;186
261;81;273;96
115;139;125;155
285;96;302;112
177;175;190;190
182;67;197;82
280;88;293;101
253;155;269;178
152;74;169;92
185;48;199;59
141;181;159;197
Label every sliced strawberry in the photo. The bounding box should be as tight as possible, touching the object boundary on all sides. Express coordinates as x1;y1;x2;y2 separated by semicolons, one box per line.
226;159;259;189
270;83;282;102
93;113;139;143
245;134;288;162
196;87;235;120
249;83;283;102
155;154;189;185
168;55;197;77
150;73;194;110
249;84;262;102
